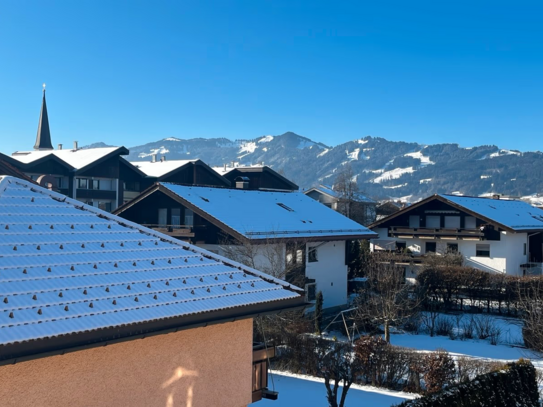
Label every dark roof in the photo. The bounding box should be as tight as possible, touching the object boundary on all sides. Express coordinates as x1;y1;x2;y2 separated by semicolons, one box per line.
0;157;36;183
33;89;53;151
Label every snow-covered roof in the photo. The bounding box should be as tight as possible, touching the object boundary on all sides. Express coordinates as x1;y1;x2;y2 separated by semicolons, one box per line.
11;147;126;171
439;194;543;232
158;184;377;240
370;193;543;232
0;176;304;359
306;184;375;204
130;159;197;177
212;164;265;176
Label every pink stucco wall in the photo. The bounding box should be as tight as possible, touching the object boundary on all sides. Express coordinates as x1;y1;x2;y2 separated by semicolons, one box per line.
0;318;253;407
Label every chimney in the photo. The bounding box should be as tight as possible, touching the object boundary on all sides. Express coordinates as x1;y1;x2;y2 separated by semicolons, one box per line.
492;194;500;200
231;161;235;168
73;141;78;150
152;153;157;163
223;163;227;171
58;144;62;150
161;156;165;162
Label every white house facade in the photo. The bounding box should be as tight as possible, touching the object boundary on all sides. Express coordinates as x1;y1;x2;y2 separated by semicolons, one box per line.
370;194;543;276
115;183;377;310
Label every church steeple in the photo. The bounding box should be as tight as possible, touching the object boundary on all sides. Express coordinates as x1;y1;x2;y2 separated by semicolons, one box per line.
34;84;53;150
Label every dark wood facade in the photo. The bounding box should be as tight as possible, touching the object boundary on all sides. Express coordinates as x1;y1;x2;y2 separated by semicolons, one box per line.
222;167;298;191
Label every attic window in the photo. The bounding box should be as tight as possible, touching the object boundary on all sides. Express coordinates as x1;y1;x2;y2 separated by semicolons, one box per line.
277;203;294;212
200;197;209;202
489;205;496;210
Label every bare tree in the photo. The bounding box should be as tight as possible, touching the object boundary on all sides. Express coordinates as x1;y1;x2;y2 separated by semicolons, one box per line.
353;252;422;343
307;338;364;407
516;276;543;352
334;164;375;225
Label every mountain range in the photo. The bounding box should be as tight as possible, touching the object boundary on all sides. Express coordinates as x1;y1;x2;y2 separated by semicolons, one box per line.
91;132;543;201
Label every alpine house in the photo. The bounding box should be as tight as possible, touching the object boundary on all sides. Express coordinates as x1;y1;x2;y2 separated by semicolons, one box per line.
370;193;543;276
114;183;377;310
0;176;306;407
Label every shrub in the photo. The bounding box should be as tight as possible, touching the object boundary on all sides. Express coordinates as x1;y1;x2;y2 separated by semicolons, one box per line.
422;349;456;393
435;316;454;337
396;360;540;407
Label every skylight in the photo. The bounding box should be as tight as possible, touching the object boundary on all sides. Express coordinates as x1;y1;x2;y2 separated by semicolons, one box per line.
277;203;294;212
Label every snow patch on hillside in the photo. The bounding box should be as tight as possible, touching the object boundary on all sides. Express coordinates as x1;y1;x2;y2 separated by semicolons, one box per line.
373;167;415;183
364;169;385;174
317;149;329;158
489;149;522;158
347;148;360;161
384;183;408;189
357;138;369;145
164;137;181;142
239;142;257;154
258;135;274;143
138;146;170;158
481;175;492;179
404;151;435;166
420;178;432;184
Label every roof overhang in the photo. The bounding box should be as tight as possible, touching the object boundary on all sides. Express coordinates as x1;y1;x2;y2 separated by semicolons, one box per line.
74;146;130;174
0;296;307;366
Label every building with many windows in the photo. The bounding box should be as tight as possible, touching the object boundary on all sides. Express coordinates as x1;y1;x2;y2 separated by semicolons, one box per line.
369;194;543;276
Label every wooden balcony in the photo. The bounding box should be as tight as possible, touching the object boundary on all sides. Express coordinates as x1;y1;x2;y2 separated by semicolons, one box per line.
389;226;484;240
143;224;195;239
252;343;278;403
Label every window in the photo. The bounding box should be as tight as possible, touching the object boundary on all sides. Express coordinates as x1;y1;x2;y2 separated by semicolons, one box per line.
476;244;490;257
77;178;88;189
426;216;440;228
158;208;167;226
123;181;140;192
98;202;112;212
465;216;477;229
425;242;437;253
308;247;318;262
409;215;420;228
86;201;93;206
91;179;100;190
447;243;459;253
305;283;317;302
184;208;194;227
396;242;407;252
444;216;460;229
55;177;64;189
171;208;181;228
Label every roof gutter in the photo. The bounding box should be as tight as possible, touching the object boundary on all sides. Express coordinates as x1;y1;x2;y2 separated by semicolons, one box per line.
0;299;307;367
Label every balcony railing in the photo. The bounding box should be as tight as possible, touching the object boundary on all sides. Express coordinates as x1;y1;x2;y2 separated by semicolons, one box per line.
390;226;484;240
142;224;195;238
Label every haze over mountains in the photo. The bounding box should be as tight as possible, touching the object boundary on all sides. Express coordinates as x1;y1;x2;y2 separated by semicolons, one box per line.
91;132;543;201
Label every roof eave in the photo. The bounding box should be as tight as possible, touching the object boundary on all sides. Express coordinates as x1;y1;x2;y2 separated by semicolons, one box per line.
0;297;307;366
74;147;129;174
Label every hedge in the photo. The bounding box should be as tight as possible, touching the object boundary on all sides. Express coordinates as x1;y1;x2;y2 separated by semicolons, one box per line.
396;360;539;407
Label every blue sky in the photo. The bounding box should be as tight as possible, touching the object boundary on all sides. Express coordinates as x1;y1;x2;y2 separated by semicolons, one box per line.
0;1;542;152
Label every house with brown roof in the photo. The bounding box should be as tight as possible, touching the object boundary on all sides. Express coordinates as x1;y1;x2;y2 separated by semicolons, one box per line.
0;176;305;406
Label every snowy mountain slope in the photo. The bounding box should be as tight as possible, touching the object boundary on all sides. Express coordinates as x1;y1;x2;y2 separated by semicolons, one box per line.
118;132;543;201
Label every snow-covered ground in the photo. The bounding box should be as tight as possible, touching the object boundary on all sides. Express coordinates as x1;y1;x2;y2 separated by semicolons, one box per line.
250;371;417;407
